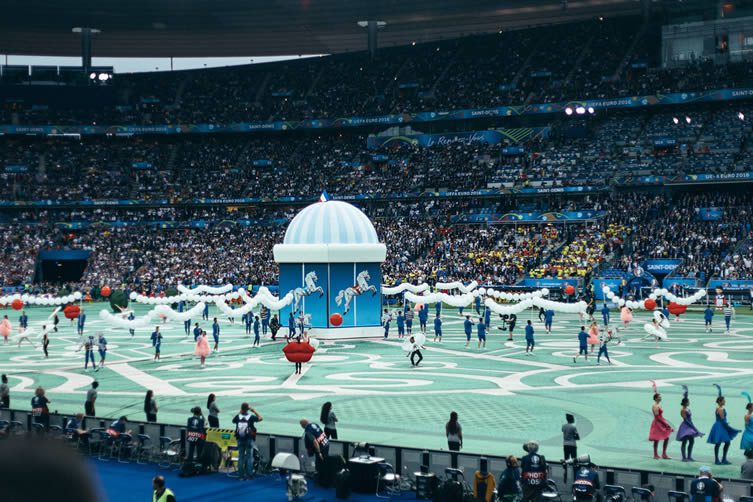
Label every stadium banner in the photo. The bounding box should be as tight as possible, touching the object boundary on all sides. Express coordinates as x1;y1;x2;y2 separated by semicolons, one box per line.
518;278;582;289
131;162;153;170
4;87;753;136
251;159;273;167
697;207;724;221
593;278;623;300
670;172;753;184
365;128;550;149
707;279;753;290
452;210;605;224
644;259;683;274
663;278;699;289
4;164;28;173
510;186;606;194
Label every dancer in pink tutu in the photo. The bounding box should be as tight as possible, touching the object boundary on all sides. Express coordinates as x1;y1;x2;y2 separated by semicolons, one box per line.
195;330;211;369
620;306;633;329
0;315;11;344
649;381;674;459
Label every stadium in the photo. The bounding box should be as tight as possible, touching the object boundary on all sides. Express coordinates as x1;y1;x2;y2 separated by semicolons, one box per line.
2;0;753;501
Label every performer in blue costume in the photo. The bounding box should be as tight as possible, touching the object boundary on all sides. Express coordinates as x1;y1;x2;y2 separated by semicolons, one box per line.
707;384;740;465
676;385;704;462
741;391;753;452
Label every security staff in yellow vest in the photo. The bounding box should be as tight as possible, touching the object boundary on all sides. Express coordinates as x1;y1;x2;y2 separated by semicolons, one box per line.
152;475;176;502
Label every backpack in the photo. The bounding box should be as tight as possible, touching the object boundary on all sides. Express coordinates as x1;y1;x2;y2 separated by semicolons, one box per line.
235;414;255;439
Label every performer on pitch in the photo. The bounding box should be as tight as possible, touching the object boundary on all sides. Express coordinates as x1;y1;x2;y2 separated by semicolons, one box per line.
464;315;473;347
408;336;424;367
97;333;107;370
82;336;96;371
649;382;674;459
741;391;753;452
253;316;261;347
587;321;599;354
212;317;221;352
573;326;589;363
433;313;442;343
596;328;612;365
620;306;633;330
524;320;534;355
601;304;610;326
195;331;210;369
396;311;405;339
1;315;12;344
704;305;714;333
677;385;704;462
707;384;739;465
543;309;554;334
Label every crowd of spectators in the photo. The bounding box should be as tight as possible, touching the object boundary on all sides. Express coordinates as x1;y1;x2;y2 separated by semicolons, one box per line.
1;192;750;294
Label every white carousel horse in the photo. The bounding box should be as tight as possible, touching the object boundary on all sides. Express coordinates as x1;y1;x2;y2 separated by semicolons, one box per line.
293;271;324;312
335;270;378;315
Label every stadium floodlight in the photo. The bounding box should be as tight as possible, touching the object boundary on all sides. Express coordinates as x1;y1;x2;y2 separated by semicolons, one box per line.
89;72;97;80
98;73;110;81
587;107;595;115
738;112;745;121
575;106;586;115
357;20;386;29
565;107;573;116
672;117;680;124
685;116;692;124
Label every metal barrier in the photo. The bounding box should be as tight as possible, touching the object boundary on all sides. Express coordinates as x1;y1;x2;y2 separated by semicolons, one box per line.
2;408;752;499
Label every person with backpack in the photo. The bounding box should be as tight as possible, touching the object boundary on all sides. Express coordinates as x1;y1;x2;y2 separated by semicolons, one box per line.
185;406;206;465
232;402;263;480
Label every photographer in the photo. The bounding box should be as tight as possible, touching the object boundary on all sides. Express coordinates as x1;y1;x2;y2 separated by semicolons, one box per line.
571;455;601;502
185;406;206;465
520;440;547;502
689;466;722;502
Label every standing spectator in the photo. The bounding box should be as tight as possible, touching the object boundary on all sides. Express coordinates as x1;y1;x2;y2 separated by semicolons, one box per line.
185;406;206;465
562;414;579;476
232;403;263;480
300;418;329;474
320;402;338;439
742;449;753;480
152;476;176;502
446;411;463;451
207;393;220;428
85;381;98;417
0;374;10;408
520;440;547;502
144;390;158;423
498;456;522;502
689;466;722;502
31;386;51;430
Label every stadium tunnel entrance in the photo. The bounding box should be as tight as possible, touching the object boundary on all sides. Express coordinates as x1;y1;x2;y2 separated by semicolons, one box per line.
34;250;91;283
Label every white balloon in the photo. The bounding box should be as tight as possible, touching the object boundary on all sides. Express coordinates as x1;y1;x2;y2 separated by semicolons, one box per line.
129;292;138;300
649;294;657;300
478;288;487;296
541;288;550;296
73;291;83;300
21;294;29;302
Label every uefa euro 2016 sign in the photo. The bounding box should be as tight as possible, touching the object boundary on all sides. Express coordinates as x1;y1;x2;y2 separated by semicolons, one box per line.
273;198;386;339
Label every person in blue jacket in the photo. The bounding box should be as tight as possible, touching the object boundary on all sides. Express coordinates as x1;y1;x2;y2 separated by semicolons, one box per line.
433;313;443;342
193;322;201;341
418;305;428;334
77;310;86;335
704;306;714;333
484;306;492;329
288;312;296;339
253;316;261;347
18;311;28;331
128;311;135;336
212;318;221;352
573;326;589;363
601;304;610;326
202;303;209;321
477;317;487;349
474;295;481;315
525;320;535;356
396;311;405;338
243;313;252;335
544;309;554;334
464;315;473;347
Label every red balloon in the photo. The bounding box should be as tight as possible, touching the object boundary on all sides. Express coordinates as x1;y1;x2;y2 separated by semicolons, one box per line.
644;299;657;310
329;313;343;326
11;299;23;311
101;286;111;297
63;304;81;320
282;341;315;363
565;285;575;296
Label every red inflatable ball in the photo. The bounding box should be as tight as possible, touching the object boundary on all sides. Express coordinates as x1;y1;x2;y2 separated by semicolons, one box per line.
329;313;343;327
668;302;687;316
11;299;23;311
565;285;575;296
100;286;112;297
644;299;657;311
63;304;81;320
282;341;315;363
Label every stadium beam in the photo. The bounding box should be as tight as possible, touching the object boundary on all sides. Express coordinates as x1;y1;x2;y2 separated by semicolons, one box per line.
71;27;101;74
358;20;386;60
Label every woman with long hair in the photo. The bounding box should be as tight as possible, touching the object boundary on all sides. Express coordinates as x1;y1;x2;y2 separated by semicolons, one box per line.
144;390;158;423
207;393;220;428
707;385;740;465
648;390;673;459
741;392;753;452
320;401;338;439
676;386;703;462
445;411;463;451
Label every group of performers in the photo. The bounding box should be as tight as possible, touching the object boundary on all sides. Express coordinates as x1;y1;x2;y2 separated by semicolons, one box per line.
649;383;753;464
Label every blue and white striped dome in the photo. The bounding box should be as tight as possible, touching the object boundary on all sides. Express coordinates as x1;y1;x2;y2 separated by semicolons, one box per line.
283;200;380;245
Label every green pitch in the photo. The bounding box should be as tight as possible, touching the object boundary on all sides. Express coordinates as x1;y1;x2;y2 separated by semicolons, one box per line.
2;302;752;476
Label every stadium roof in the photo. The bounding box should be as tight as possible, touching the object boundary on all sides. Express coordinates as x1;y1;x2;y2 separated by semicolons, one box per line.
0;0;642;58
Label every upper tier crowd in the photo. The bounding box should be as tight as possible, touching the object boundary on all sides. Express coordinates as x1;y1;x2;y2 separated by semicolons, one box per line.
2;18;753;125
1;192;751;293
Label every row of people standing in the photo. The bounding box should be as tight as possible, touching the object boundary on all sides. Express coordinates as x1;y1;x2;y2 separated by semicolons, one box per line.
649;386;753;464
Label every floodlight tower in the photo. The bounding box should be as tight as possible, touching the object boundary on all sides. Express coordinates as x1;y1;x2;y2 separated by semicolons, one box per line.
71;27;101;74
357;21;387;60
